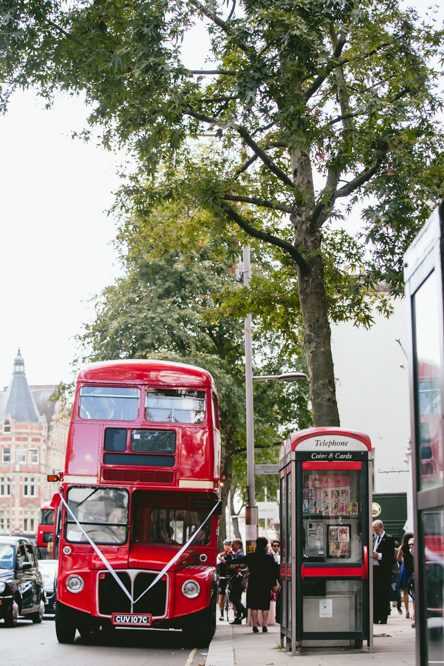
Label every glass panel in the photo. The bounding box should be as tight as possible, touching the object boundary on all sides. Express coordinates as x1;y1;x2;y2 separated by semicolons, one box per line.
422;508;444;665
150;508;210;545
80;386;139;421
66;487;129;544
281;474;287;565
302;470;362;562
288;472;292;565
40;508;54;525
104;428;127;451
413;271;444;490
303;579;363;632
0;544;14;568
145;389;205;424
131;429;176;453
103;453;175;467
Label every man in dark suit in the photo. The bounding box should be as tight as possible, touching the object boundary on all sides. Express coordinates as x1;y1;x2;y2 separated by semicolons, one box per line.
372;519;395;624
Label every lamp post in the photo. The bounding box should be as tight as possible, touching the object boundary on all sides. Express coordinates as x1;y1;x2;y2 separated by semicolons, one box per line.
238;246;308;552
8;448;13;536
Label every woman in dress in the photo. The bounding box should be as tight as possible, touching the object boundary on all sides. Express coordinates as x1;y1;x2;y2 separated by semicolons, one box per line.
237;536;280;633
397;531;414;619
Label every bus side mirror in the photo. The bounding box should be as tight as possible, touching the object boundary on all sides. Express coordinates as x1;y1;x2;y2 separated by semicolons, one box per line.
47;474;60;482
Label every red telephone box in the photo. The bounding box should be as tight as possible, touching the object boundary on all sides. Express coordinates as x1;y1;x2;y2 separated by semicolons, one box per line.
279;427;373;653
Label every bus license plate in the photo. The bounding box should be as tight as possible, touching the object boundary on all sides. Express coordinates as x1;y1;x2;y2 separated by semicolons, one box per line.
112;613;152;627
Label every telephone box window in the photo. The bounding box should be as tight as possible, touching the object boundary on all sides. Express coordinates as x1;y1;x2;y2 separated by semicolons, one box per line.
302;470;361;562
80;386;139;421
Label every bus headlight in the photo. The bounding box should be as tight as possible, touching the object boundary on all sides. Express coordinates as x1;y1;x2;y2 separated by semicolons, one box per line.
66;574;84;594
0;581;6;593
182;580;200;599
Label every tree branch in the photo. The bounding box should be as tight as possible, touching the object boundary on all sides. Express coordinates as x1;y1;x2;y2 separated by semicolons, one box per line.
183;106;295;191
219;202;308;272
237;127;295;190
222;193;293;214
310;167;341;230
310;162;381;230
304;34;347;101
200;95;239;103
189;69;237;76
333;163;381;200
305;40;392;102
326;86;411;127
189;0;254;59
234;153;258;178
227;0;237;21
189;0;230;34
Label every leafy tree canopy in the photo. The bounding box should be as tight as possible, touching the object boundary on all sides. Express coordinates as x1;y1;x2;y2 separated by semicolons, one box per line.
1;0;442;424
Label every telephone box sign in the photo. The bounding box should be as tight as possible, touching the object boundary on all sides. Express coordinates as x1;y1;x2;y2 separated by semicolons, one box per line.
290;429;371;453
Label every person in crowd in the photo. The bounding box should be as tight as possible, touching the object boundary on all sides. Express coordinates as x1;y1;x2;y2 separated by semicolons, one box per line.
236;536;280;633
228;539;248;624
390;540;402;615
216;539;233;621
271;540;280;564
372;519;395;624
407;537;416;627
270;540;281;623
396;531;415;619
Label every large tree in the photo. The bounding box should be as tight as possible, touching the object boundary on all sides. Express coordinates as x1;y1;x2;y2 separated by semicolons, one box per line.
77;216;311;538
1;0;442;424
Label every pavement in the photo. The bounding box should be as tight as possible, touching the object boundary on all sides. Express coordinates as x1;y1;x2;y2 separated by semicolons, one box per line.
204;610;416;665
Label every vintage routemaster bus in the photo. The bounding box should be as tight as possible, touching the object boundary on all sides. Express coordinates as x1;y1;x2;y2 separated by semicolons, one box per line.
52;360;221;645
36;494;61;557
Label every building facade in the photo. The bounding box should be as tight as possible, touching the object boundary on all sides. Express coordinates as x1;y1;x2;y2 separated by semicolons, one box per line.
0;350;69;537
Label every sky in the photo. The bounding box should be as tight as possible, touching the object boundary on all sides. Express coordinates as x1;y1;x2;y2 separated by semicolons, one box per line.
0;1;441;390
0;93;123;389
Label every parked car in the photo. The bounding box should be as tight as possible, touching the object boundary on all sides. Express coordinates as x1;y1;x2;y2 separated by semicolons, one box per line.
0;536;45;626
38;559;58;614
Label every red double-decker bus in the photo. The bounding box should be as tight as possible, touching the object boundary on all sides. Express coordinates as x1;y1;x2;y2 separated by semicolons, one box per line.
36;494;61;557
52;360;221;645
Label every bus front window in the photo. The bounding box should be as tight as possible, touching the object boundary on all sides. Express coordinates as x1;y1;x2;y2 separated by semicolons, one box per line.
66;487;129;545
150;508;210;545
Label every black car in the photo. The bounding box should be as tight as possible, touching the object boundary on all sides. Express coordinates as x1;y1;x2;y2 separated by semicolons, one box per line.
0;536;45;626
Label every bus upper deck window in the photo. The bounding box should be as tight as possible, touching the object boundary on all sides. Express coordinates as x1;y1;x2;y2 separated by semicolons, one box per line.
145;389;206;424
79;386;139;421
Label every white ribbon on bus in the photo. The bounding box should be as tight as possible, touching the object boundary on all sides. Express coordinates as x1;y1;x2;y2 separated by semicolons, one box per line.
58;491;221;606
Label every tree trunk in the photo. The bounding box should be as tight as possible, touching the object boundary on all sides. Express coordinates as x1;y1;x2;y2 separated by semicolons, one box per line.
230;490;243;540
296;250;340;426
290;144;340;427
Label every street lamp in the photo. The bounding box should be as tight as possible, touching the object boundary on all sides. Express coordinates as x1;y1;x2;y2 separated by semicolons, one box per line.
238;246;308;551
253;372;308;382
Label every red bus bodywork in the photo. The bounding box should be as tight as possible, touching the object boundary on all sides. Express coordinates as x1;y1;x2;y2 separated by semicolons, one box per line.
54;360;221;645
36;502;55;550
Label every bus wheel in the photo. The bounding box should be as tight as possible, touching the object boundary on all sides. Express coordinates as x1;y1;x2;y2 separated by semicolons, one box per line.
77;618;96;641
55;602;77;643
194;602;216;647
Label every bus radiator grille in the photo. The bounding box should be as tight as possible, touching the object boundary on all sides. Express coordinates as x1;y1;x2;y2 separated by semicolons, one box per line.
98;571;131;615
133;573;167;615
97;571;167;617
